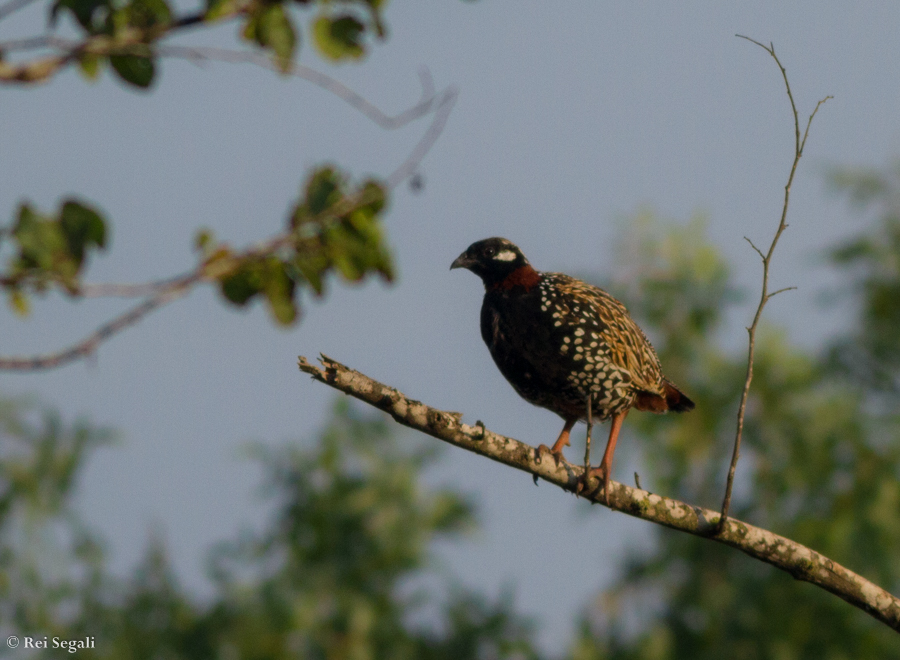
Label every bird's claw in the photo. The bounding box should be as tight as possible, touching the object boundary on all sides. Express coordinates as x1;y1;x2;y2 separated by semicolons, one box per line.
535;444;565;467
579;466;611;505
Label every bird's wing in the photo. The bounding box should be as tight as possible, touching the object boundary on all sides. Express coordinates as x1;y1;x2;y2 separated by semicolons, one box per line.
546;273;664;394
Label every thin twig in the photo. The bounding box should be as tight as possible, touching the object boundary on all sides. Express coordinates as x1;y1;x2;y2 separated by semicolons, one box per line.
74;273;194;298
298;354;900;633
744;236;765;260
584;394;593;473
580;393;593;497
0;277;197;370
158;46;446;130
716;36;832;533
768;286;798;299
386;86;457;188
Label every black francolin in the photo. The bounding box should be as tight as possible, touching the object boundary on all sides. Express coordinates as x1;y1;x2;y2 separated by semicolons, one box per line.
451;237;694;502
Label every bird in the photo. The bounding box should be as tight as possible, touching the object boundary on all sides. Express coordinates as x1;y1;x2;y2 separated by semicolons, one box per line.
451;237;694;502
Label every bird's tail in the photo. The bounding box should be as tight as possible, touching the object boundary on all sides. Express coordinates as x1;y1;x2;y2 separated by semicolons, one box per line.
662;378;695;413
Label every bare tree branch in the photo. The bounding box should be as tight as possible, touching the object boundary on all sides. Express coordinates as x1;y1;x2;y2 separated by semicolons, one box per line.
717;37;832;532
160;46;448;131
297;354;900;634
75;276;193;298
0;277;197;370
0;33;448;132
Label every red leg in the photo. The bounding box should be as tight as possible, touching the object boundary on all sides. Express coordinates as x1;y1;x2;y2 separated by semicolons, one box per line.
551;418;576;454
587;409;628;504
536;418;576;465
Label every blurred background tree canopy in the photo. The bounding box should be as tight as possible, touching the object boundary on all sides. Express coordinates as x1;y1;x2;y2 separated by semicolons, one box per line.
3;162;900;658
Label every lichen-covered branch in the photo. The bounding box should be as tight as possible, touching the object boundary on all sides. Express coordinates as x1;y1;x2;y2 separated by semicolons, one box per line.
298;354;900;634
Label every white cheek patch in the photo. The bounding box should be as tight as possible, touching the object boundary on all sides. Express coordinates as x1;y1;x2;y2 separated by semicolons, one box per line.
494;250;517;262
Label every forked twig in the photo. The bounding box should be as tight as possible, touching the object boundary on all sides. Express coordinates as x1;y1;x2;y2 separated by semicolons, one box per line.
716;36;832;533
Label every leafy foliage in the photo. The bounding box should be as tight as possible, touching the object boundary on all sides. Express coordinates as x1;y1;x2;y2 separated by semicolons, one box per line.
242;3;297;71
108;53;155;87
0;0;402;339
313;13;365;61
0;166;392;327
2;199;108;312
202;166;393;326
41;0;391;87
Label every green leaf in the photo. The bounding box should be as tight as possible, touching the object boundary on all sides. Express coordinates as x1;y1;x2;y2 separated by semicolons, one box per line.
293;252;328;295
243;3;296;71
219;265;261;306
60;199;107;262
123;0;171;29
313;14;365;61
13;204;67;272
256;4;296;71
205;0;238;21
358;180;386;215
291;167;343;228
77;53;104;80
51;0;112;32
306;167;341;214
11;203;79;290
110;54;155;88
8;289;30;317
194;228;215;253
261;259;297;325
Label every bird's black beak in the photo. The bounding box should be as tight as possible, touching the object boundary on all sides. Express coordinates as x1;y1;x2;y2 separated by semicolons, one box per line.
450;252;473;271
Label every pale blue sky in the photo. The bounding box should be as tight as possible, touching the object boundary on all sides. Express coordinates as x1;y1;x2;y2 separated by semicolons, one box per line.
3;1;900;652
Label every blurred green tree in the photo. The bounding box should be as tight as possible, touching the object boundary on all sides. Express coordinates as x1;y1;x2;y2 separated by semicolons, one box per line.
0;398;541;659
0;395;113;644
571;205;900;658
826;163;900;398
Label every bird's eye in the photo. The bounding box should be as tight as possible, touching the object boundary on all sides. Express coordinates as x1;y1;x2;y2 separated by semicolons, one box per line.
484;246;496;257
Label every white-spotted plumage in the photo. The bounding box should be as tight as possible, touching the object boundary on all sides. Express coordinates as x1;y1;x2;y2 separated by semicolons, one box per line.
451;236;694;501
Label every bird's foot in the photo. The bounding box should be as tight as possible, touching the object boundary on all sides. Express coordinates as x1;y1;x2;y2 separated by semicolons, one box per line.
577;466;611;505
535;444;565;467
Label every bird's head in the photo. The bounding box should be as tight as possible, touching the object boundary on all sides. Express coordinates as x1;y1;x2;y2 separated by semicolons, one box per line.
450;237;531;288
